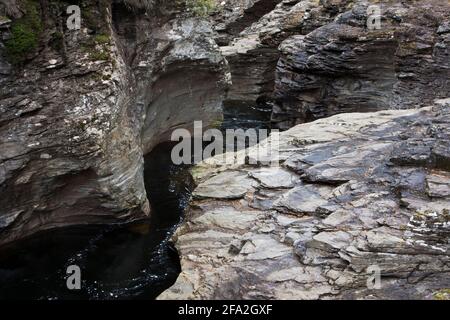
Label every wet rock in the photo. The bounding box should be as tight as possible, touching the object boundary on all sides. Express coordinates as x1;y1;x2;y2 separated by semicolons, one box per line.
1;0;449;301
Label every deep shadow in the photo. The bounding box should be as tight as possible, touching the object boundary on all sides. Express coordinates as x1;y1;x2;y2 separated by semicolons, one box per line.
0;143;194;300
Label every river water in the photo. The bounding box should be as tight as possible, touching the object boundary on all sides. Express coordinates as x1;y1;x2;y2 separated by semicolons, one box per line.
0;101;271;300
0;143;192;300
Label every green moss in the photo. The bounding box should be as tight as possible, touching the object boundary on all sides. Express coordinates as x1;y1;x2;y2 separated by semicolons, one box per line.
0;15;10;23
81;1;110;35
210;119;223;129
5;23;38;63
89;50;110;61
94;34;111;45
190;166;207;181
82;9;97;31
184;0;216;17
81;36;111;62
5;0;42;64
433;289;450;300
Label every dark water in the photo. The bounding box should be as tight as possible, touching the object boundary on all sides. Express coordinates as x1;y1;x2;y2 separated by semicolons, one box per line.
0;101;271;300
222;100;272;131
0;143;194;300
221;100;273;153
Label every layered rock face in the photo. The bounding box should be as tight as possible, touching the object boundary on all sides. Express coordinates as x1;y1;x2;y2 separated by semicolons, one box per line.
210;0;450;128
1;0;449;301
160;99;450;300
138;17;229;153
273;0;450;128
0;0;229;245
211;0;282;46
219;0;353;104
157;1;450;300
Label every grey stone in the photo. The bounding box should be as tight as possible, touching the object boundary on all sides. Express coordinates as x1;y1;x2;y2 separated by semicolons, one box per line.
426;172;450;198
274;184;332;215
162;103;450;300
193;171;256;199
249;167;299;188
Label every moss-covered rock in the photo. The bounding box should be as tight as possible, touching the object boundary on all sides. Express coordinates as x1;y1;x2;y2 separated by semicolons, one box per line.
184;0;216;17
94;34;111;45
5;0;42;64
433;289;450;300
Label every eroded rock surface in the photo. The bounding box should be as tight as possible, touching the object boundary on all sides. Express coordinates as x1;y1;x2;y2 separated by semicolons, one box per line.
160;100;450;300
221;0;352;104
0;1;229;245
1;0;449;301
274;0;450;128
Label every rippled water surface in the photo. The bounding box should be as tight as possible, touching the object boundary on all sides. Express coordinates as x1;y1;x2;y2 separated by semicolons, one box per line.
0;143;193;300
0;101;270;300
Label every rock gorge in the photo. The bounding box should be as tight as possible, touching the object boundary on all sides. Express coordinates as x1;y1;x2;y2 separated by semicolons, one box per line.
0;0;449;299
0;0;230;245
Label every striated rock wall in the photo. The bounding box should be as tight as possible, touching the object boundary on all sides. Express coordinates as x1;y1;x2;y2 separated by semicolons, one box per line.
1;0;449;300
140;18;229;153
273;0;450;128
219;0;353;105
208;0;450;128
0;0;229;245
211;0;282;46
159;99;450;300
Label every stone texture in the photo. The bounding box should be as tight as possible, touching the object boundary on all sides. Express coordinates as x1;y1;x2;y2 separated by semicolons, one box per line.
160;101;450;300
193;171;256;199
0;1;230;245
273;0;450;128
220;0;351;105
249;167;299;188
426;172;450;198
1;0;450;302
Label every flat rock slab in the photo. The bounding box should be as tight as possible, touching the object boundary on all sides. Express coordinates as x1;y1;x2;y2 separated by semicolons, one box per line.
193;171;256;199
249;167;299;188
192;207;261;231
274;184;333;215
